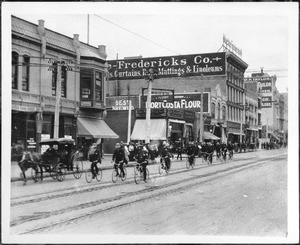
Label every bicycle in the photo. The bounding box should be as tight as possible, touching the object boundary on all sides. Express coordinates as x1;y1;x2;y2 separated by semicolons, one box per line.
158;156;171;175
215;151;223;162
206;152;213;165
186;155;195;169
111;161;127;183
85;161;103;183
134;162;150;184
221;150;227;162
228;150;234;160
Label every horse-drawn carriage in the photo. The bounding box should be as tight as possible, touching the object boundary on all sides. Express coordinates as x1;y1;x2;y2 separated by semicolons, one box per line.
18;138;83;183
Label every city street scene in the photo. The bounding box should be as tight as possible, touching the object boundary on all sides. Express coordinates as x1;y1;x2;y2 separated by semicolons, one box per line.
2;2;298;244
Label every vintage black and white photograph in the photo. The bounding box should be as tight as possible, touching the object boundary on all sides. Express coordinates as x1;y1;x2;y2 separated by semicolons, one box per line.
1;2;299;244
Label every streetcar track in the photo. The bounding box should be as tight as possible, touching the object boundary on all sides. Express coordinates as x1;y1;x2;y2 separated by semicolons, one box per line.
11;155;263;206
12;154;286;233
19;155;286;234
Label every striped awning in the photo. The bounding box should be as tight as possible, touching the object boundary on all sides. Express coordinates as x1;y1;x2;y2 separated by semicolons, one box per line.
130;119;167;141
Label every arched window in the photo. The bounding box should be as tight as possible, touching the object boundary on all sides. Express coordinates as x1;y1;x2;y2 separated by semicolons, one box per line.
211;102;215;119
218;102;221;120
22;55;30;91
12;52;18;89
222;106;226;121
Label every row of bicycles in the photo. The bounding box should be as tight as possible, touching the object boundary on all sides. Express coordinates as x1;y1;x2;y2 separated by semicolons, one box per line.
85;150;234;185
84;155;171;185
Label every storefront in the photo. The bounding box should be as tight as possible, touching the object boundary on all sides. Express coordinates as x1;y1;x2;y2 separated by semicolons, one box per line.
130;108;195;147
227;121;244;143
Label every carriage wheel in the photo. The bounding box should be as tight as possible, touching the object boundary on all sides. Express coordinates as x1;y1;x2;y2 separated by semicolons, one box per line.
49;166;57;180
72;158;83;179
56;163;66;182
31;167;41;182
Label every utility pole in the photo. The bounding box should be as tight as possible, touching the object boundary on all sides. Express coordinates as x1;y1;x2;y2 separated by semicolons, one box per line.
87;14;90;45
145;68;156;144
199;89;204;143
53;61;61;138
127;100;132;144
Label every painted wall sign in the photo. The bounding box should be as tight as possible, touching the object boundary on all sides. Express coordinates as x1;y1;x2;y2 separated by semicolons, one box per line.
261;96;272;108
106;96;139;110
108;52;225;80
260;80;272;93
223;34;242;57
141;92;209;113
244;76;273;82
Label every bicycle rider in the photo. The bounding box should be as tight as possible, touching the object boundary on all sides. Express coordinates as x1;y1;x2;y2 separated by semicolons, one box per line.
135;144;149;182
207;142;214;163
186;141;196;165
221;141;227;160
88;143;101;178
111;143;126;177
215;141;221;160
227;141;234;159
160;141;171;171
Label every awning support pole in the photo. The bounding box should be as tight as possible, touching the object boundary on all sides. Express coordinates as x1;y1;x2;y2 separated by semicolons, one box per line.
127;100;132;144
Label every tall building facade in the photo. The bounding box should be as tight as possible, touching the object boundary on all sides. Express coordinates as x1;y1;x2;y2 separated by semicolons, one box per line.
105;51;248;151
11;16;117;154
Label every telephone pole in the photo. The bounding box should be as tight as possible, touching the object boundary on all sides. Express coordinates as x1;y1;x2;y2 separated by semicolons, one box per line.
53;61;62;138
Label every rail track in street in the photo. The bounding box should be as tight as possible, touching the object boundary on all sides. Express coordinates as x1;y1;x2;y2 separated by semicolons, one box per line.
10;151;287;235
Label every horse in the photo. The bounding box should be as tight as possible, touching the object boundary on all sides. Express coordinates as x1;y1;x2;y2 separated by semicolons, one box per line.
18;151;43;184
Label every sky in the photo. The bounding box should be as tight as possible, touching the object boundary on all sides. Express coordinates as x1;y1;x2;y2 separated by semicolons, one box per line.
4;2;299;93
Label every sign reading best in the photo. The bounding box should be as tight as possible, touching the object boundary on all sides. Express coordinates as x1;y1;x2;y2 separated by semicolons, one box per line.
108;52;226;80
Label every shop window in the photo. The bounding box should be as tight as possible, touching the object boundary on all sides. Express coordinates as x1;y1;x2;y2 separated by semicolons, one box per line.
12;52;18;89
80;68;93;100
95;71;103;102
22;55;30;91
52;62;58;96
211;102;215;119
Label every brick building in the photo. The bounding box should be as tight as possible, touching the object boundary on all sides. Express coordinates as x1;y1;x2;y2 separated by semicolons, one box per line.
11;16;118;155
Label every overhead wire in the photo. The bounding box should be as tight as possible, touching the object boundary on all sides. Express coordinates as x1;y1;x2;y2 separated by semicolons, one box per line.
93;14;181;56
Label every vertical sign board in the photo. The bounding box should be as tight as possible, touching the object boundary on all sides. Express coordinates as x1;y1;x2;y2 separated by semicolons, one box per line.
261;96;272;108
108;52;226;80
260;80;272;93
140;92;209;113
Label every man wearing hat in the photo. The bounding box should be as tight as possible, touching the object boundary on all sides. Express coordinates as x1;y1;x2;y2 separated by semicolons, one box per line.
111;143;126;177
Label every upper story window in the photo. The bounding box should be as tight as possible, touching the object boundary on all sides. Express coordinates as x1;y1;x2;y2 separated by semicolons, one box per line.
52;61;67;97
12;52;18;89
217;102;221;120
80;68;104;103
80;68;93;100
22;55;30;91
222;106;226;121
211;102;216;119
95;71;103;102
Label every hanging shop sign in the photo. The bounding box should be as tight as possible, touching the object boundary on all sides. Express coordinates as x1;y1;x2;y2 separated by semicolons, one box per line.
141;92;209;113
260;80;272;93
108;52;226;80
261;96;272;108
106;96;139;110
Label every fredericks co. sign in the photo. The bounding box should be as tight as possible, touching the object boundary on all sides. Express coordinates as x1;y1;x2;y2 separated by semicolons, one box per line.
107;52;226;80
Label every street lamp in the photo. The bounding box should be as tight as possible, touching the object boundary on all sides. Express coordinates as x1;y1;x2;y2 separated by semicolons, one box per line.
145;68;157;144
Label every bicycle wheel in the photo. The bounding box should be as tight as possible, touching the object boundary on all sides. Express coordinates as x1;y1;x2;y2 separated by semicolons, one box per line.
112;169;118;183
31;166;41;182
191;158;195;169
96;168;103;182
85;169;93;183
158;162;164;175
56;163;66;182
134;169;142;184
145;168;150;182
186;158;190;169
72;158;83;179
120;168;127;182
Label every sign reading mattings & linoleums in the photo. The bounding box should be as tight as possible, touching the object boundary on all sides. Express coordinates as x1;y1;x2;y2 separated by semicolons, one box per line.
108;52;226;80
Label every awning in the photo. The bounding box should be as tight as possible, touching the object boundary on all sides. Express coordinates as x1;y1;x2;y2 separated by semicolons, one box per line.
169;119;186;124
269;132;279;141
77;117;119;138
203;131;220;140
130;119;167;140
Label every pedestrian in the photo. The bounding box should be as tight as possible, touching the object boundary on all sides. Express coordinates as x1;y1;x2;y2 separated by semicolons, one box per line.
176;141;183;161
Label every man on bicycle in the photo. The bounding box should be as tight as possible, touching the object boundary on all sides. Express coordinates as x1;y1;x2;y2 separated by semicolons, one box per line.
186;141;196;165
111;143;126;177
88;143;101;178
221;141;227;161
227;141;234;159
207;142;214;164
135;144;149;182
215;141;221;160
160;141;171;171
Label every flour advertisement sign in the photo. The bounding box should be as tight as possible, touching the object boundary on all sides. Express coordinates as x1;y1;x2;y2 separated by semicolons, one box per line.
108;52;226;80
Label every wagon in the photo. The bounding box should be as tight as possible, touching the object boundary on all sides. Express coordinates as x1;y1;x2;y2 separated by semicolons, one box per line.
31;138;83;182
